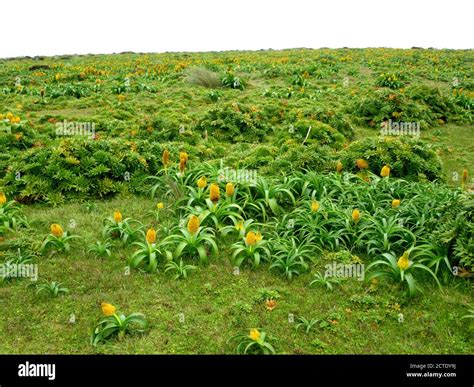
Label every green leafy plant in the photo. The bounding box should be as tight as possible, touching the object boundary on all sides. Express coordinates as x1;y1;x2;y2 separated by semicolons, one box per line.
365;250;441;297
41;223;80;254
231;231;270;269
309;271;341;291
129;228;165;273
88;239;113;258
222;71;246;90
295;316;319;333
227;328;276;354
102;212;144;243
34;280;69;297
163;215;218;265
91;303;148;346
164;259;197;280
269;238;311;280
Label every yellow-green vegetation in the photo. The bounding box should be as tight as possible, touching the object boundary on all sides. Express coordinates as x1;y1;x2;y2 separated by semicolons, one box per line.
0;48;472;354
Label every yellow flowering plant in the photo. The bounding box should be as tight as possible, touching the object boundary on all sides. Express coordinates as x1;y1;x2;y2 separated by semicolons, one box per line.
102;212;144;243
162;214;218;265
41;223;80;254
193;196;244;231
91;303;148;346
129;228;166;273
231;230;270;268
220;216;260;239
365;249;441;297
0;192;26;235
227;328;275;354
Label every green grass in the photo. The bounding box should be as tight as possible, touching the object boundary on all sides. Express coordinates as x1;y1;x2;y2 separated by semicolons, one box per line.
0;196;472;354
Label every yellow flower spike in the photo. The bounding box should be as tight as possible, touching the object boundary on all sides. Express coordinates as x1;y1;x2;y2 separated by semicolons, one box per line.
235;221;244;231
336;161;343;173
6;112;13;121
146;228;156;244
356;159;369;170
461;169;468;189
0;192;6;205
101;302;116;317
255;232;263;242
114;211;123;223
397;251;410;271
209;183;220;203
162;149;170;168
249;328;261;341
179;158;186;174
179;152;189;163
311;200;320;212
197;176;207;189
157;202;164;209
11;116;21;124
380;165;391;178
50;223;63;237
352;209;360;224
245;231;257;246
225;182;235;197
392;199;401;208
187;215;200;234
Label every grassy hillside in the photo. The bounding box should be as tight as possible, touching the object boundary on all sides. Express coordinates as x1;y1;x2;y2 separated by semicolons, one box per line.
0;48;472;354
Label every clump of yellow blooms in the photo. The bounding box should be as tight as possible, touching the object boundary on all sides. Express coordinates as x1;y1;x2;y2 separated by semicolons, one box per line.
311;200;320;212
162;149;170;168
0;192;6;205
380;165;391;178
114;211;122;223
249;328;261;341
179;158;186;174
146;228;156;244
50;223;64;237
179;152;189;163
101;302;116;317
352;209;360;224
197;176;207;189
336;161;343;173
209;183;220;202
245;231;257;246
397;251;410;271
356;159;369;170
188;215;200;234
392;199;401;208
156;202;164;209
226;182;235;196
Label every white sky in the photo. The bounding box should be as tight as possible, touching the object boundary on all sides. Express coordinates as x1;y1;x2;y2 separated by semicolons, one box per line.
1;0;472;58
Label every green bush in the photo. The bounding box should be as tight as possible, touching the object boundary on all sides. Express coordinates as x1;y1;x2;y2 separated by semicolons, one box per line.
196;103;269;141
340;136;443;181
0;139;181;203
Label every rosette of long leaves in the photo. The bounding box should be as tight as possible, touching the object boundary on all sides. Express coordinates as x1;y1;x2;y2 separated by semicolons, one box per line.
365;250;441;297
163;215;218;265
91;310;148;346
